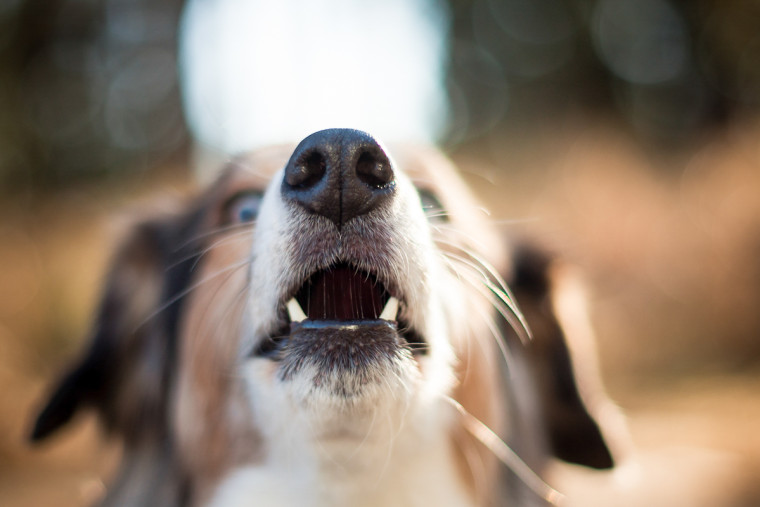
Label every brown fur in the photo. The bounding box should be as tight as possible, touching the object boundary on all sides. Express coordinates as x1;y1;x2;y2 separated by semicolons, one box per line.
30;139;620;506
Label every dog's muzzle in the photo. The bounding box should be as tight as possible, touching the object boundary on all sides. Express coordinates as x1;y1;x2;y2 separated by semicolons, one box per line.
253;129;426;367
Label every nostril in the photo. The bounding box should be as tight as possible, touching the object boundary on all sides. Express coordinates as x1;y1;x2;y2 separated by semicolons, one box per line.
356;150;393;188
286;149;327;188
282;129;396;227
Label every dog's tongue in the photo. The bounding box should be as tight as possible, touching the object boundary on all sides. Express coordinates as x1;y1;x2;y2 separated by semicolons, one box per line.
300;265;384;320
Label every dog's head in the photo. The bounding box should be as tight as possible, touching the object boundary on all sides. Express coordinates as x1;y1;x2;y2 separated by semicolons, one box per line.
31;129;618;505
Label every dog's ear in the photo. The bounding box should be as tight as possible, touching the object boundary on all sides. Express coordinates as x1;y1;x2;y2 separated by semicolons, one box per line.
507;244;626;470
30;208;205;444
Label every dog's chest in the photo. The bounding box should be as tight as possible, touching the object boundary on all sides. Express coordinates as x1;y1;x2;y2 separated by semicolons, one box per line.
207;430;473;507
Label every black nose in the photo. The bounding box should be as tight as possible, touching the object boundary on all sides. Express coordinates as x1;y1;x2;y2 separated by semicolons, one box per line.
281;129;396;228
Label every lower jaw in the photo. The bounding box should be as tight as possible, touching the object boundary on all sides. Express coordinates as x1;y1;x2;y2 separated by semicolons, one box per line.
277;321;405;381
276;329;418;404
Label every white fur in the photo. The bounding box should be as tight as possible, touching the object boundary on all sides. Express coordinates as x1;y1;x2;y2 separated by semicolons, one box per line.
209;394;472;507
210;160;471;505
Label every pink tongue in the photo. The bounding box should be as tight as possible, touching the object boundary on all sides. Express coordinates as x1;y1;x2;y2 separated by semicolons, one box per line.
302;265;384;320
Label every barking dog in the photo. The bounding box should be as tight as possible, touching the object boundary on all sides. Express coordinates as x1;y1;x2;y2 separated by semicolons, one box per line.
31;129;620;506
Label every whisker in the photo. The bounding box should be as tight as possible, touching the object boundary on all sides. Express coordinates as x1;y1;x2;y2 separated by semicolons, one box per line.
188;230;253;272
438;253;497;380
441;396;566;506
346;402;379;463
218;278;254;379
137;258;252;330
167;228;254;272
441;246;531;343
424;209;450;220
192;269;252;384
174;220;255;253
432;236;510;297
453;422;488;506
373;406;398;489
430;223;489;253
440;254;516;371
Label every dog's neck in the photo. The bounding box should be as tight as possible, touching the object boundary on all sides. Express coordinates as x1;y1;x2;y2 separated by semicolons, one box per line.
207;395;474;507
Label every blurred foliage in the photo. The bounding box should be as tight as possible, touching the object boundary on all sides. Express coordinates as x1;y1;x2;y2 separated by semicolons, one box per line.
0;0;759;191
0;0;188;192
446;0;760;145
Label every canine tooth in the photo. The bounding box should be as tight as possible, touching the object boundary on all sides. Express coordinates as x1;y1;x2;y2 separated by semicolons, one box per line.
286;298;307;322
379;297;399;321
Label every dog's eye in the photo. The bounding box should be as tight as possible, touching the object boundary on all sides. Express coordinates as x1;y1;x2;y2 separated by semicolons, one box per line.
418;189;448;222
224;191;263;224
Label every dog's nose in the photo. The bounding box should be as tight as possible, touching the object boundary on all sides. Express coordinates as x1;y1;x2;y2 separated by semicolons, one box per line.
281;128;396;227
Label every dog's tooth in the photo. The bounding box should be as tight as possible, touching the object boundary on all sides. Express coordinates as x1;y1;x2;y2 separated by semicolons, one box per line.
286;298;307;322
379;297;399;321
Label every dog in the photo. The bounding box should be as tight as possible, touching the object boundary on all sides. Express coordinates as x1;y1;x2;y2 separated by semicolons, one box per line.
30;129;622;506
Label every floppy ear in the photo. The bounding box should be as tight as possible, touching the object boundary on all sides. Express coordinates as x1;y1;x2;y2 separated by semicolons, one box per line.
30;210;204;444
507;243;626;470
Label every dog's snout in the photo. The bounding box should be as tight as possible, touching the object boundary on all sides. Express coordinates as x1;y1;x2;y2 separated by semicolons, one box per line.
281;128;396;227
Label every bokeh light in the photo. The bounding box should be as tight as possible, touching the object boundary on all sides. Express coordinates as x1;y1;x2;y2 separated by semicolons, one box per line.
593;0;688;86
179;0;449;169
2;0;760;189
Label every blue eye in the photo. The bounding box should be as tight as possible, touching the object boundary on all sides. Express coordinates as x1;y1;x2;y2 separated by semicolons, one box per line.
226;192;263;224
238;205;256;222
418;189;448;222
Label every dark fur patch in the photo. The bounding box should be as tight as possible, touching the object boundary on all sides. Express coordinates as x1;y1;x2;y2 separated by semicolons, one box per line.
279;321;409;398
28;177;239;506
509;243;614;470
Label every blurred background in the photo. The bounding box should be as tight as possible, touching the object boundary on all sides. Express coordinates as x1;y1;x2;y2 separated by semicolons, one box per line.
0;0;759;505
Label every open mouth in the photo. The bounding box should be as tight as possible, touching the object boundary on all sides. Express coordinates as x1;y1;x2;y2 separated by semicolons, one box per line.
288;263;396;322
254;262;426;357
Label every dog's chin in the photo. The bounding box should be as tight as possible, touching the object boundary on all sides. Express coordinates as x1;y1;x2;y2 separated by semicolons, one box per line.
280;321;417;400
249;320;421;410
